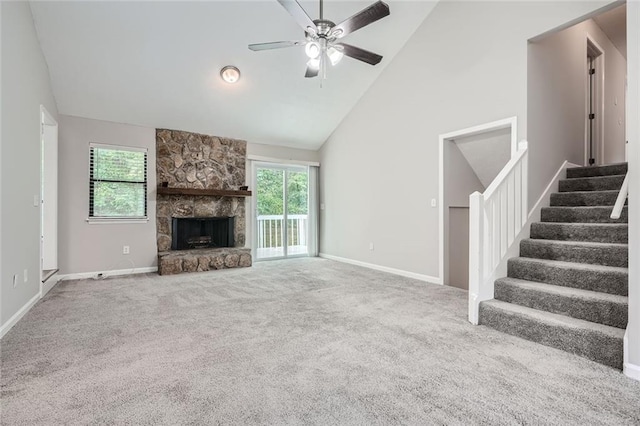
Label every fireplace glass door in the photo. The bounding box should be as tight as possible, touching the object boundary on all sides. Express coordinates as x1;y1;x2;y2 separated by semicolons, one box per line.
255;165;309;260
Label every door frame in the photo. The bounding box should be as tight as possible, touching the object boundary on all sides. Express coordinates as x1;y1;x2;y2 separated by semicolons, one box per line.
584;35;605;166
251;160;310;261
40;105;58;297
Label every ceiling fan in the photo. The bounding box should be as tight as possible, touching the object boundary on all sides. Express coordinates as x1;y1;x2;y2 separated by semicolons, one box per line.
248;0;390;79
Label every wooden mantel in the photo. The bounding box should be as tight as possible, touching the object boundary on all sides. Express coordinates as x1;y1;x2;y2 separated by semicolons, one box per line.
157;187;252;197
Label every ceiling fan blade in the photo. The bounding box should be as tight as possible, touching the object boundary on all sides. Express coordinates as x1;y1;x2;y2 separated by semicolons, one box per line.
335;43;383;65
277;0;318;33
305;59;320;78
248;40;304;51
330;1;390;39
305;66;319;78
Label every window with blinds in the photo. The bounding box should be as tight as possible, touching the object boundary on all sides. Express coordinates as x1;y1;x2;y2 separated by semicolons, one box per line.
89;144;148;219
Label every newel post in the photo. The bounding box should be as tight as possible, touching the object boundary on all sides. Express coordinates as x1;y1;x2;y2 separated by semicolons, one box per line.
468;191;483;324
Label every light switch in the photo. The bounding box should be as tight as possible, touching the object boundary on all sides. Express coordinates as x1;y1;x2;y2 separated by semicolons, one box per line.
33;195;39;207
431;199;437;207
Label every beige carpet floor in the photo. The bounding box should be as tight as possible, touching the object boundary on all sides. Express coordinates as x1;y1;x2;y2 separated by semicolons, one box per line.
1;257;640;425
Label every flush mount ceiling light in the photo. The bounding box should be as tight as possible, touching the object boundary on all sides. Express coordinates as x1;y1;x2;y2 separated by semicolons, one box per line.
220;66;241;83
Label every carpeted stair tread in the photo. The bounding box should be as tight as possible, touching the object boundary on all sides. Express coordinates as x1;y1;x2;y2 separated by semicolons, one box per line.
494;277;628;328
559;175;625;192
530;222;628;243
479;300;623;369
541;206;627;223
519;239;627;267
507;257;628;296
550;190;624;207
566;163;627;178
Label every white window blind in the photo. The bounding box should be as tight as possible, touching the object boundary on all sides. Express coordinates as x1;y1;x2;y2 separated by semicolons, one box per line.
89;143;148;219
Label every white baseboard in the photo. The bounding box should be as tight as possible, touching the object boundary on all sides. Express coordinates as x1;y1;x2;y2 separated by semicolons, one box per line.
0;293;40;339
623;329;640;381
58;266;157;282
41;272;60;298
624;362;640;381
319;253;441;284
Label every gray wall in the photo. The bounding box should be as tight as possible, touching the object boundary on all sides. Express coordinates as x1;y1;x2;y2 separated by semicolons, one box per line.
528;17;627;202
1;2;59;326
318;0;610;279
448;208;470;290
444;142;485;287
453;128;511;187
58;115;157;275
444;142;486;208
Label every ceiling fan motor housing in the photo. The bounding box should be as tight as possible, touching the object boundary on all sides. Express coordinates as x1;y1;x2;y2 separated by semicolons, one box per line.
307;19;336;39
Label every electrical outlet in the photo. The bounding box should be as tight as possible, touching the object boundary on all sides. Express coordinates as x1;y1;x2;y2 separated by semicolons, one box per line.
123;245;130;255
12;274;18;288
23;269;28;283
369;242;374;251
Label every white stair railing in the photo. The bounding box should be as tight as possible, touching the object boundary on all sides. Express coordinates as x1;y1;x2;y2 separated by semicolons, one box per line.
469;140;528;324
611;173;628;219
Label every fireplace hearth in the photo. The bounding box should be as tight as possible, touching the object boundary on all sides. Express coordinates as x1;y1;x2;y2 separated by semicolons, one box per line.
171;217;235;250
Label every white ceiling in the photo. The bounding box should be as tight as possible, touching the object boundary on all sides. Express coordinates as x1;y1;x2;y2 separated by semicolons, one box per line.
454;128;511;188
30;1;437;150
593;4;626;60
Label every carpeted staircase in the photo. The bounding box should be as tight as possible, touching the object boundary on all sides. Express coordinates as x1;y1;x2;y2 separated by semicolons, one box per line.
479;163;628;369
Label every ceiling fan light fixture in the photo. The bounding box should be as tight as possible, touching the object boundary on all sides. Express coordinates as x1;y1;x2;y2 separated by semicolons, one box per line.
305;42;321;59
247;0;390;79
220;66;241;84
307;57;321;70
329;28;343;38
327;47;344;66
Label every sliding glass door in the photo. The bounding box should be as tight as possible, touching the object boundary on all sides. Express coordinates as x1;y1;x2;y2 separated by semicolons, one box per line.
255;164;309;260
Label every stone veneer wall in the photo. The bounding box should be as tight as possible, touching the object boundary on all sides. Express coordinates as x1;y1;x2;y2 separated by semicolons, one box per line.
155;129;250;274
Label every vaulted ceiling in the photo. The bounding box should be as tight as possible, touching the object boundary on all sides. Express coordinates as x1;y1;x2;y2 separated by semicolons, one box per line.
30;1;437;150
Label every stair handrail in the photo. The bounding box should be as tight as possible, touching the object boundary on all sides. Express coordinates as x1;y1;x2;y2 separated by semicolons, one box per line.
469;140;528;324
610;172;628;220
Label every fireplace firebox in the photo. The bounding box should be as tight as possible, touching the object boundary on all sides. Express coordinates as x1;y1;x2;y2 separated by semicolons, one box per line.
171;217;235;250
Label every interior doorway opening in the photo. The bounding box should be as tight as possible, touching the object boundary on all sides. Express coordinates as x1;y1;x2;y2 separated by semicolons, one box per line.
439;117;516;289
528;3;627;171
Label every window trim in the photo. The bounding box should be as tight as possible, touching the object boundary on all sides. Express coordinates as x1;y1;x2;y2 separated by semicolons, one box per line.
88;142;149;222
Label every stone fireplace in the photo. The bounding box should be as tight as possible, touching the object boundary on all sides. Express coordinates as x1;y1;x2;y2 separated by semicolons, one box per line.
155;129;251;275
